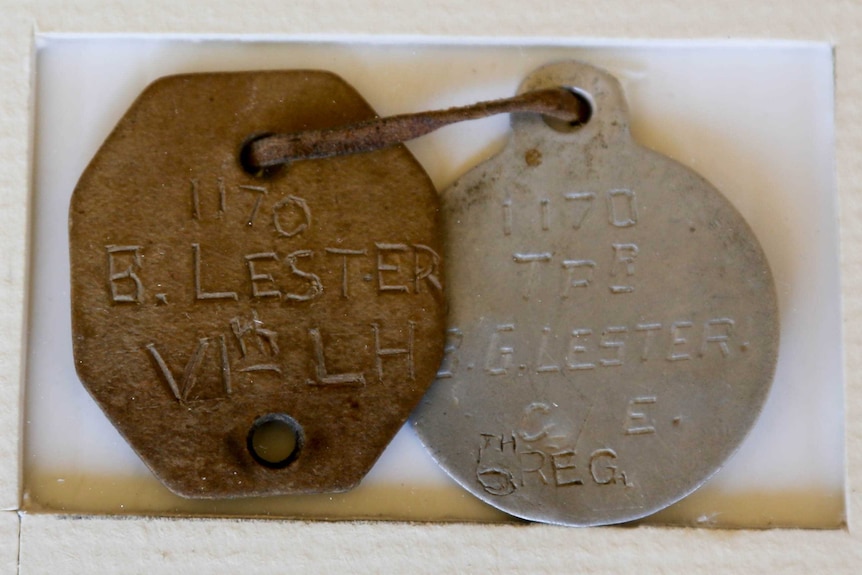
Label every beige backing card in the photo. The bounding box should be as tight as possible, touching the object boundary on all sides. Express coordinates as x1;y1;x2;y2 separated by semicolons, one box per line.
0;514;17;575
3;0;861;572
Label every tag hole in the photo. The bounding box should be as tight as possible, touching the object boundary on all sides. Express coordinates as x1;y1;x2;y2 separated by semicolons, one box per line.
239;133;284;178
247;413;303;469
544;88;593;133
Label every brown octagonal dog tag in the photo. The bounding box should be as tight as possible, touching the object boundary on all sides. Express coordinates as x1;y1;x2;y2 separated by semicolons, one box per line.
69;71;445;498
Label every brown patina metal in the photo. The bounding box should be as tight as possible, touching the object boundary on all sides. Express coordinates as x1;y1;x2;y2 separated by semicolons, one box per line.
69;71;445;498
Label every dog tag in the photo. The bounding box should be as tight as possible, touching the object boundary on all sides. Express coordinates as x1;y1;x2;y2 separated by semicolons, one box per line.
412;61;779;526
70;71;445;498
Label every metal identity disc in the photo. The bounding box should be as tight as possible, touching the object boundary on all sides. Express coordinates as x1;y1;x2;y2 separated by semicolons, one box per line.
412;61;779;526
70;71;445;498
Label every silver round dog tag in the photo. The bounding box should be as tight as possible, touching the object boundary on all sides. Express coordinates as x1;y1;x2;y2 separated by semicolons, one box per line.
412;61;779;526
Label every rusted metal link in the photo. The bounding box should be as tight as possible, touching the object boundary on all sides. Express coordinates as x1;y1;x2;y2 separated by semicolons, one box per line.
246;87;588;169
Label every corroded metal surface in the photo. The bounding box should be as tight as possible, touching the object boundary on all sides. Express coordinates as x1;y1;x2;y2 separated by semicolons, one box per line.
412;61;779;526
70;71;445;498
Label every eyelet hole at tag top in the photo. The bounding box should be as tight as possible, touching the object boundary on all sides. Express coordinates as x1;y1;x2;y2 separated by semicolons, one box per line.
247;413;304;469
239;132;284;178
543;88;594;133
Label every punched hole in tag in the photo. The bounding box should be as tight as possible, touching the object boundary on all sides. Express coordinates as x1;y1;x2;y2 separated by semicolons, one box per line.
247;413;304;469
239;132;283;178
543;88;593;133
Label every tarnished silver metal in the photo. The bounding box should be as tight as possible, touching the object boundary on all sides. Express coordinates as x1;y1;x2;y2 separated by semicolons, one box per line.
412;61;779;526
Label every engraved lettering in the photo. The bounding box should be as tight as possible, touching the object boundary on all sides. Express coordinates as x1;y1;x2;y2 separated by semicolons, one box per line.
599;326;627;367
218;334;231;395
701;318;735;357
192;243;238;301
477;433;517;496
477;467;517;496
635;323;662;361
495;189;637;234
231;311;279;357
218;177;226;215
474;317;740;380
610;243;639;275
536;327;561;373
146;337;230;403
561;259;595;297
513;252;552;300
566;329;595;370
607;188;638;227
372;322;415;382
191;179;200;220
551;450;583;486
106;245;144;304
283;249;323;302
190;178;225;220
540;197;551;230
239;185;267;226
376;243;410;293
590;448;620;484
519;450;549;485
325;247;366;298
518;402;553;442
147;339;208;402
245;252;281;298
478;428;630;491
230;311;281;374
610;243;638;294
307;327;365;386
436;327;463;379
412;244;443;294
239;364;283;373
624;396;657;435
563;192;595;229
485;323;516;375
667;321;694;361
502;198;513;236
272;195;311;238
